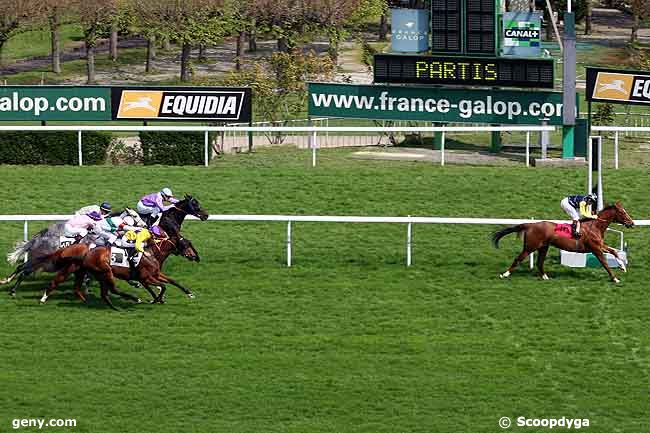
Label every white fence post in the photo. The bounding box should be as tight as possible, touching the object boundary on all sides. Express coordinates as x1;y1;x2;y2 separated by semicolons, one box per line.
441;131;446;166
23;220;28;262
286;221;292;267
614;131;619;170
204;130;209;167
77;131;83;166
406;217;412;267
526;131;530;167
312;131;317;167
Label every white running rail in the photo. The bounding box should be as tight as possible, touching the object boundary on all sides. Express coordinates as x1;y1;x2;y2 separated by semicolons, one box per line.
591;126;650;170
1;214;641;268
0;125;555;168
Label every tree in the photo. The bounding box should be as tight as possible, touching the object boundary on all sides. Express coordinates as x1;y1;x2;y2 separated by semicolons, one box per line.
0;0;40;67
41;0;73;74
631;0;650;44
131;0;227;82
79;0;117;83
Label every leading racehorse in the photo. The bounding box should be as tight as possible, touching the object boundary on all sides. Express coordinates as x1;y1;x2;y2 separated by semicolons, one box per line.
2;195;208;296
492;202;634;283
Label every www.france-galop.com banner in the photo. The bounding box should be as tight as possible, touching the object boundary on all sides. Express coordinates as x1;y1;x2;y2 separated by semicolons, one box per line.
308;83;573;125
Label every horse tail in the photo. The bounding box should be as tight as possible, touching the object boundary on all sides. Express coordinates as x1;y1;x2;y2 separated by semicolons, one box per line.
7;239;33;265
492;224;527;248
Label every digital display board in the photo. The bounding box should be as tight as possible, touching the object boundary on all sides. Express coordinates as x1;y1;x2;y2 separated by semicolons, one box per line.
465;0;496;54
374;54;555;88
431;0;462;53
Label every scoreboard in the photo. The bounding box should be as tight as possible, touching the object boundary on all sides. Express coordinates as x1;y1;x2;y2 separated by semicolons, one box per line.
374;54;555;88
431;0;496;55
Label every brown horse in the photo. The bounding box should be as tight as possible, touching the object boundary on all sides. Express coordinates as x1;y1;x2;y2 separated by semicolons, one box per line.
492;202;635;283
39;234;200;310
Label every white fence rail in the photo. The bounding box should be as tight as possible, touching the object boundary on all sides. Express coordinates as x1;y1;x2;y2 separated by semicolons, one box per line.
1;214;642;268
0;125;555;168
592;126;650;170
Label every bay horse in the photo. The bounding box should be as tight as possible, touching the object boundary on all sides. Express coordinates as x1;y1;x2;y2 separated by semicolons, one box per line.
2;194;208;296
39;233;200;310
492;202;634;283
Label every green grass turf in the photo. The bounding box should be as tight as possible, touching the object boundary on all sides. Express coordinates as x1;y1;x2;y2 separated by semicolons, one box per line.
0;147;648;433
2;24;84;64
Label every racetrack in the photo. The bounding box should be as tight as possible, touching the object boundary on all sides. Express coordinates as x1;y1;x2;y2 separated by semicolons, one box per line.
0;147;648;433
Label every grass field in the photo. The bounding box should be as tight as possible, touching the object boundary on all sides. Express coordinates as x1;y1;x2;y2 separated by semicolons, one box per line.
0;147;649;433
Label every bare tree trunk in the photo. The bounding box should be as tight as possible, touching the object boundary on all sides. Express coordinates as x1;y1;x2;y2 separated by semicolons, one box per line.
162;37;171;50
631;11;640;43
328;29;340;65
236;31;244;70
110;23;118;61
379;13;388;41
277;37;289;52
50;10;61;74
86;43;96;84
180;43;192;82
585;0;593;35
146;35;156;73
249;19;257;52
198;44;207;62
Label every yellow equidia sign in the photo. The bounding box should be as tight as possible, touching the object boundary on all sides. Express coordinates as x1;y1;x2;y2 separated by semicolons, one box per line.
587;67;650;106
117;91;164;118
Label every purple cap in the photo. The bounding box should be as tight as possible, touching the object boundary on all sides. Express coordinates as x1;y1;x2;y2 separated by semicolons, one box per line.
87;211;102;221
151;226;163;237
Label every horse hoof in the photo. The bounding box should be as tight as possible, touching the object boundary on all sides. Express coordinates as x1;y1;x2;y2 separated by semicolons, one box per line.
499;271;510;279
188;293;195;299
541;274;550;280
613;277;621;284
136;298;142;304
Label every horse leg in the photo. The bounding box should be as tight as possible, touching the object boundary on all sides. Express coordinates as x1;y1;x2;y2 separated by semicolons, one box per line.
73;271;88;303
9;271;27;297
591;250;620;283
604;246;627;273
97;277;119;311
106;281;142;304
156;273;194;299
500;250;531;279
40;264;75;304
140;282;159;303
536;245;550;280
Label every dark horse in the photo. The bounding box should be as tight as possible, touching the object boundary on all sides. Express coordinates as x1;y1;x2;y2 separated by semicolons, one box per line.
2;195;208;296
492;202;635;283
39;232;200;310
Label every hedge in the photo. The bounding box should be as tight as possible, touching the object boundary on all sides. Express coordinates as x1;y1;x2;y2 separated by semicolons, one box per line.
139;131;204;165
0;132;111;165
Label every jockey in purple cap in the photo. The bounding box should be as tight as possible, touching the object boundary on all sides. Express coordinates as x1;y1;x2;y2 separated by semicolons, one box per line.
136;187;179;225
64;211;103;240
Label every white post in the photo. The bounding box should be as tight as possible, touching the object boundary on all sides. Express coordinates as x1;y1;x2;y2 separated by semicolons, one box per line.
312;131;317;167
597;136;604;210
286;221;292;267
529;252;534;270
77;130;83;166
441;131;445;166
587;137;594;194
406;217;412;267
614;131;619;170
526;131;530;167
204;130;209;167
24;220;28;262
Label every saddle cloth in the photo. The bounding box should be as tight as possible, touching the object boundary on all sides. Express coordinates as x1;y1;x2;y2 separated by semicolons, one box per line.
554;223;573;239
59;236;76;248
110;247;143;268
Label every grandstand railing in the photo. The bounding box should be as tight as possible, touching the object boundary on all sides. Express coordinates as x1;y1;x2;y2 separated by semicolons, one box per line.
1;214;642;268
0;125;555;168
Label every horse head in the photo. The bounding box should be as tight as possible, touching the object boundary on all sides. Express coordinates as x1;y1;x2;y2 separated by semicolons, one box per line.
159;195;209;235
612;201;635;228
175;237;200;262
181;195;209;221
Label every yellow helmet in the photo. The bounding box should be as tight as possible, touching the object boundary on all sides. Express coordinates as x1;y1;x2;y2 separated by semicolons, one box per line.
125;230;137;241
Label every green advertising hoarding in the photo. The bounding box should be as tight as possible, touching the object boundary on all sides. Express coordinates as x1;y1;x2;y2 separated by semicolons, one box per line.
0;86;112;121
309;83;571;125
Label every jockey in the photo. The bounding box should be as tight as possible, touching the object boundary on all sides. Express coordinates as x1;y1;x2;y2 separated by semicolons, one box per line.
75;202;112;218
136;188;179;225
97;215;141;246
560;193;598;238
64;211;103;240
